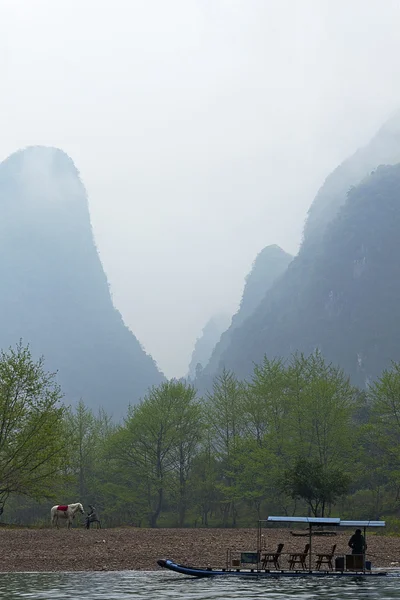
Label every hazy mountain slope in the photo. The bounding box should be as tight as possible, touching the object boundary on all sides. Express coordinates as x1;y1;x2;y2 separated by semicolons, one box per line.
234;245;293;327
212;164;400;386
199;245;292;381
0;146;164;417
187;313;231;380
304;112;400;247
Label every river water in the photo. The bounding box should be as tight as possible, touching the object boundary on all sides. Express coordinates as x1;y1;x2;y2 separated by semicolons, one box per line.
1;571;400;600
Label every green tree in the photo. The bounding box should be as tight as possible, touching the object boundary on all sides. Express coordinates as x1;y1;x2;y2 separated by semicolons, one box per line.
286;352;357;465
190;429;220;526
169;383;203;526
283;457;350;517
107;380;202;527
60;401;115;512
231;437;274;520
235;357;298;518
368;362;400;504
281;352;358;515
0;342;66;509
244;357;288;448
62;401;96;501
88;407;117;521
205;369;244;525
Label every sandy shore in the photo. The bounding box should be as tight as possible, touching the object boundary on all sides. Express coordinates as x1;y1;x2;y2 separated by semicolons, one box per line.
0;527;398;572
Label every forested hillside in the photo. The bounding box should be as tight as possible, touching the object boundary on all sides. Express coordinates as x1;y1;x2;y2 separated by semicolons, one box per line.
199;245;292;384
196;114;400;388
304;111;400;246
206;164;400;387
0;147;164;417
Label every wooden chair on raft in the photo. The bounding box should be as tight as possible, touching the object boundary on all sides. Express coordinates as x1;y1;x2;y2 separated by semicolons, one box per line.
261;543;284;569
288;543;310;570
315;544;336;570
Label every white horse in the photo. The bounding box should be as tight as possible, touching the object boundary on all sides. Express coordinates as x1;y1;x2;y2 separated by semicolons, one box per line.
51;503;85;529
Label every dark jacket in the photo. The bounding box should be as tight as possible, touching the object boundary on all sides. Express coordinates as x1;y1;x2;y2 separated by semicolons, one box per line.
348;533;365;554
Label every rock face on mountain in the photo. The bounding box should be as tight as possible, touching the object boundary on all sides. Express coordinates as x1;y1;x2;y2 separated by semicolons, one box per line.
197;115;400;388
187;314;231;380
304;112;400;248
0;146;164;417
199;245;292;383
208;163;400;387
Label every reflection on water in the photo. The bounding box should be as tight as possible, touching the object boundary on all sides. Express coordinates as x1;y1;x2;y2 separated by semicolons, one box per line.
0;571;400;600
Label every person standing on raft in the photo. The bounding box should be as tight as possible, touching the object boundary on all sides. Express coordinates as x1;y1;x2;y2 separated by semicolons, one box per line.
348;529;366;555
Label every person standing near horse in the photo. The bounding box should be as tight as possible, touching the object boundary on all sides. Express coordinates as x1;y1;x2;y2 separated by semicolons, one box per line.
86;504;100;529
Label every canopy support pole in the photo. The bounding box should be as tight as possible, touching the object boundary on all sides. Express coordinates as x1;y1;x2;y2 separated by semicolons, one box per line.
309;524;312;572
363;525;366;573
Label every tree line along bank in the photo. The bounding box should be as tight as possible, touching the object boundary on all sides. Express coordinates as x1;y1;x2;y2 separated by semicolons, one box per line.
1;342;399;531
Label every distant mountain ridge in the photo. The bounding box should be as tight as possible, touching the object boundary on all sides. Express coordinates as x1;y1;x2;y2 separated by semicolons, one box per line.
214;163;400;386
0;146;164;417
187;313;231;380
198;244;292;384
304;111;400;247
197;112;400;386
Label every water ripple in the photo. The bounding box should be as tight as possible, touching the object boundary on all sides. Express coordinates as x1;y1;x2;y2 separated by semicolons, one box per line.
0;571;399;600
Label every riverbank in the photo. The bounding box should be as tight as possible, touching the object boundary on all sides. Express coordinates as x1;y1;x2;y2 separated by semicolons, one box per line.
0;527;398;572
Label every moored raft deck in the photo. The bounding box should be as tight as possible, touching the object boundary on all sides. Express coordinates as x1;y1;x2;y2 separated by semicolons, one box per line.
158;516;391;579
157;558;389;578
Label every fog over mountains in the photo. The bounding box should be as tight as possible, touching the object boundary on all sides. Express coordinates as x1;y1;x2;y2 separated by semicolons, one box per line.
0;146;164;417
196;114;400;389
187;313;231;381
3;112;400;410
198;245;293;383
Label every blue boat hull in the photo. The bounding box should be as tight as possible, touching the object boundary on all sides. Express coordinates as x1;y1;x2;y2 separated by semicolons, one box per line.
157;559;388;579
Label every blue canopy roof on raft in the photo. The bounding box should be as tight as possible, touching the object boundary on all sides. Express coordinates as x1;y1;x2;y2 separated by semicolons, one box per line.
262;516;385;527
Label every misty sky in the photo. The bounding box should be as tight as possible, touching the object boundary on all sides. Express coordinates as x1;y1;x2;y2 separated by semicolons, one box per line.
2;0;400;378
